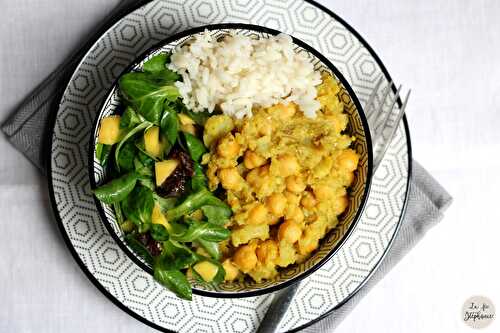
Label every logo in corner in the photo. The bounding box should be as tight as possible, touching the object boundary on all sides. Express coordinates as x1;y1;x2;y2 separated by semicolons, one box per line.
462;296;495;329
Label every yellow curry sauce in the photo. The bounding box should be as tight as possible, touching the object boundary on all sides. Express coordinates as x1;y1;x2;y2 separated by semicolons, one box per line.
200;74;360;282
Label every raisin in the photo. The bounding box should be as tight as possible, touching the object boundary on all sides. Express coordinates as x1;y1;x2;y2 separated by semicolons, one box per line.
158;167;187;197
173;149;194;177
147;239;163;257
157;146;195;197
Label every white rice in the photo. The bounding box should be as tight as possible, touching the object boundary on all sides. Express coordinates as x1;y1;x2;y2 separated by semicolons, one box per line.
168;31;322;118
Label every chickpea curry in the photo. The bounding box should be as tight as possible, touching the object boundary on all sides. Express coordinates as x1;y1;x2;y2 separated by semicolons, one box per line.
201;73;360;283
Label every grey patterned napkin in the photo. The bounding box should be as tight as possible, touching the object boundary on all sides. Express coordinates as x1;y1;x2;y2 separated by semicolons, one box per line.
303;160;452;332
1;0;149;173
0;1;452;332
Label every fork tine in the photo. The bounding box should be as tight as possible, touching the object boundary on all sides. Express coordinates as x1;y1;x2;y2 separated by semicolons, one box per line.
373;90;411;171
372;80;394;122
375;84;402;137
368;80;392;125
364;76;384;113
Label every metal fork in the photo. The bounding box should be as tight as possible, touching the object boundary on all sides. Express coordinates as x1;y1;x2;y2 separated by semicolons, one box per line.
256;77;411;333
366;77;411;171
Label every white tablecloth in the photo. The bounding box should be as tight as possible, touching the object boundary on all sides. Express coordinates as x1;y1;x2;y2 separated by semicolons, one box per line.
0;1;499;332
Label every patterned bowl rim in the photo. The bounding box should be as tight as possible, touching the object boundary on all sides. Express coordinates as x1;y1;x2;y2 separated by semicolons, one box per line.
87;23;373;298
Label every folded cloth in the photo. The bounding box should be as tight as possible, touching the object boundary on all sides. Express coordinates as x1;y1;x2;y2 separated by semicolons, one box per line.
0;1;452;332
1;0;150;173
303;160;452;332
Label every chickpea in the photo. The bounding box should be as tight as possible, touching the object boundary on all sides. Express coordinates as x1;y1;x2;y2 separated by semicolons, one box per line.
284;191;300;206
247;203;268;225
245;168;260;187
298;232;318;255
219;168;242;190
217;134;240;158
267;215;280;225
233;245;258;273
258;164;270;176
333;195;349;215
281;103;297;118
314;157;333;179
270;103;296;118
246;165;270;189
286;175;306;193
301;191;317;209
314;184;334;201
266;193;287;216
278;220;302;243
345;172;355;186
233;211;247;225
222;259;240;281
228;195;240;209
306;213;318;223
244;150;266;169
256;240;278;263
277;154;300;177
258;122;273;136
338;149;360;172
285;206;304;223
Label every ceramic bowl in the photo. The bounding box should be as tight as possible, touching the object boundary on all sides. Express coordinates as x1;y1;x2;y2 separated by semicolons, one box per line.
89;23;373;298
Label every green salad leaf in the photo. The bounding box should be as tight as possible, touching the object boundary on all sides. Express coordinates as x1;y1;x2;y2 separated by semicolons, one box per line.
153;193;177;213
114;122;151;172
95;143;112;167
190;162;207;192
138;178;155;191
170;219;230;243
154;266;192;301
125;234;153;266
176;100;210;126
160;104;179;146
166;188;226;221
117;141;137;172
161;240;200;270
122;186;154;230
196;239;221;260
151;223;169;241
132;152;155;191
113;202;125;224
143;53;170;73
136;150;154;168
201;205;232;225
94;172;137;204
120;107;142;129
119;70;180;124
134;158;153;177
183;132;206;162
120;220;135;233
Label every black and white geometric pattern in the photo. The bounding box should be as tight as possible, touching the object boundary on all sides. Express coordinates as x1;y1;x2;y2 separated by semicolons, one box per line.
49;1;410;332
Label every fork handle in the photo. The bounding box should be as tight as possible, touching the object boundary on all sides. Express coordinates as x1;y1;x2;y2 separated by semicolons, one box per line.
256;283;300;333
